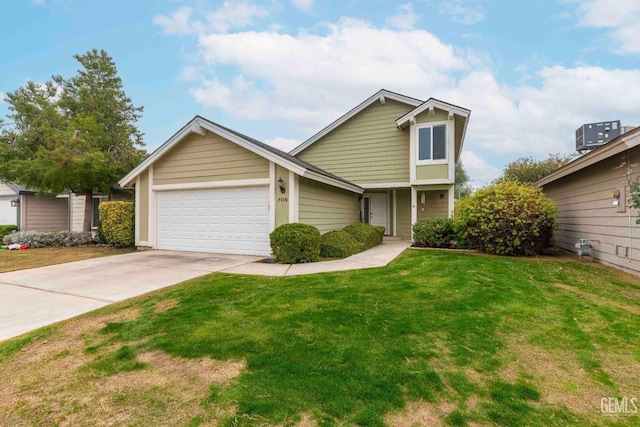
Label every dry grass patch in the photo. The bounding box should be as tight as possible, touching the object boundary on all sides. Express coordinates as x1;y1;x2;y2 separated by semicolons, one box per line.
385;401;456;427
553;282;640;315
153;298;180;313
498;337;610;415
0;246;133;273
0;306;245;426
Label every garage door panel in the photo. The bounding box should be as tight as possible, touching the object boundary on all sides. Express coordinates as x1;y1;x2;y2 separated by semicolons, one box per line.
156;187;270;256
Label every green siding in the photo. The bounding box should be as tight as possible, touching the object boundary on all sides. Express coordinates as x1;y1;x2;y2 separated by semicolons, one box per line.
416;164;449;180
298;177;360;233
153;131;269;185
416;107;449;123
138;170;149;242
395;189;412;240
417;190;449;221
297;100;414;184
275;165;290;227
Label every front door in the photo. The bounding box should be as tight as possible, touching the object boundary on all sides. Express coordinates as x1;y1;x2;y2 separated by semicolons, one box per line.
368;193;387;233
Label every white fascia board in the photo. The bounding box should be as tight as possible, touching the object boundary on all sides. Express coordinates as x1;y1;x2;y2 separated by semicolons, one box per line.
396;99;470;128
290;90;422;155
302;170;364;194
360;182;412;189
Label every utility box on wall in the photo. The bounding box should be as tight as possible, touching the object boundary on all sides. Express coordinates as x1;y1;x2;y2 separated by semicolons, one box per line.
576;120;621;152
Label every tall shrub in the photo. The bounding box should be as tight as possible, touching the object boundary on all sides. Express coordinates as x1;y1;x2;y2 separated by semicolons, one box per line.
413;218;462;249
99;201;135;247
455;181;558;256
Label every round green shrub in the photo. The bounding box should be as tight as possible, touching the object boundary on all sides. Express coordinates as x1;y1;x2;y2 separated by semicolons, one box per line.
320;230;364;258
343;223;384;250
269;223;321;264
413;217;462;249
454;181;558;256
99;201;135;248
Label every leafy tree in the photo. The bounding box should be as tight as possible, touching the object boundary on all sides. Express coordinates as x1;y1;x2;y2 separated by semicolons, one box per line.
0;49;145;231
497;153;577;184
455;160;473;199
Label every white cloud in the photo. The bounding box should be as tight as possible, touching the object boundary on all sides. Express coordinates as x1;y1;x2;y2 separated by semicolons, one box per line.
155;6;640;182
460;151;501;186
292;0;313;12
568;0;640;54
385;3;418;30
265;137;301;152
0;92;5;103
154;1;269;35
439;0;486;25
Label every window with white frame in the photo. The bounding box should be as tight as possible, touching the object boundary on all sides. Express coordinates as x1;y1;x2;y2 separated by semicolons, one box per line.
417;123;447;162
92;196;108;229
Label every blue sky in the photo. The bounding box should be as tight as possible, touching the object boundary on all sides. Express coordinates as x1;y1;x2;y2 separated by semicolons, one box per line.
2;0;640;186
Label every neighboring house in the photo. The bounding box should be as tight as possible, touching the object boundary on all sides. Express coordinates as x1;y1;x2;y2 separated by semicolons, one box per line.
120;89;470;256
0;181;130;232
536;126;640;275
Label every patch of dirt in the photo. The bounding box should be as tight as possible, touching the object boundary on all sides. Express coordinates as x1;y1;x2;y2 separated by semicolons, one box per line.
294;411;318;426
153;298;180;313
0;307;245;426
385;401;454;427
552;282;640;315
498;337;610;415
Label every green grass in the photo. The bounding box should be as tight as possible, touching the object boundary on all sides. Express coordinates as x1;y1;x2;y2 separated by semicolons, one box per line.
2;250;640;426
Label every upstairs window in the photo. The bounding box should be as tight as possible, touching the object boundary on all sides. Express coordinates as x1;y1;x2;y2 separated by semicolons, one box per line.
417;124;446;162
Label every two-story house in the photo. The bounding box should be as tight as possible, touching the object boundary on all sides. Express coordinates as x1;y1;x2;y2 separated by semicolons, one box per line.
120;89;470;255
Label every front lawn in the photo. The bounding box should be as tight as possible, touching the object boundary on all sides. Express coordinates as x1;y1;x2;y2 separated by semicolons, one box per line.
1;250;639;426
0;246;133;273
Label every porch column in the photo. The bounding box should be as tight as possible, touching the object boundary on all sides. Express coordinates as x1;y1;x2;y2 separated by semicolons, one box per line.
411;187;417;242
448;184;455;218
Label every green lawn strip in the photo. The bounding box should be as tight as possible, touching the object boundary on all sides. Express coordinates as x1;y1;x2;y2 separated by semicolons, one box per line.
2;250;639;426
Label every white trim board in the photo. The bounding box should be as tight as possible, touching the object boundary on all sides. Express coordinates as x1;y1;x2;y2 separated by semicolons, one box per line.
152;178;270;192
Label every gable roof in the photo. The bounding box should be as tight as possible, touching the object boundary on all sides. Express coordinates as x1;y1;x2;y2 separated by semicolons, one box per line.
290;89;423;155
394;97;470;127
535;126;640;187
119;116;364;194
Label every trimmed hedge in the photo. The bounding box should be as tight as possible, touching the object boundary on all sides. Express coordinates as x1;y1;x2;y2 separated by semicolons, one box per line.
320;230;363;258
343;223;384;250
413;217;464;249
270;223;321;264
99;201;135;248
0;225;18;241
454;181;558;256
3;231;92;248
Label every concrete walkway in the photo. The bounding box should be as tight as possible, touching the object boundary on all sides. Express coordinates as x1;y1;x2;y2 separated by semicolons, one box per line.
221;239;411;276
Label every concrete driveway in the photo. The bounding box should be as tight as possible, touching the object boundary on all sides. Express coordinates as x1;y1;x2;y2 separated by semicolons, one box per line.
0;250;260;342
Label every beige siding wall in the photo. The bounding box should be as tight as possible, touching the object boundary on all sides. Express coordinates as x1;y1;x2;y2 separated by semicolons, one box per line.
417;190;449;221
275;165;290;227
153;131;269;185
297;100;413;184
396;189;412;239
298;177;360;233
416;108;449;123
139;170;149;242
542;148;640;274
416;164;448;180
22;195;68;231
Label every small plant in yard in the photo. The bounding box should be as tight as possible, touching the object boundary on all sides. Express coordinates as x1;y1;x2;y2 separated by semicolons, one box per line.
412;217;465;249
269;223;321;263
0;224;18;241
343;222;384;250
319;230;363;258
455;180;558;256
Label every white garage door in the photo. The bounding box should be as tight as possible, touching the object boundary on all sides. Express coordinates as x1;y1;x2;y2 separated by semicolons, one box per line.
0;198;17;226
156;187;270;256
